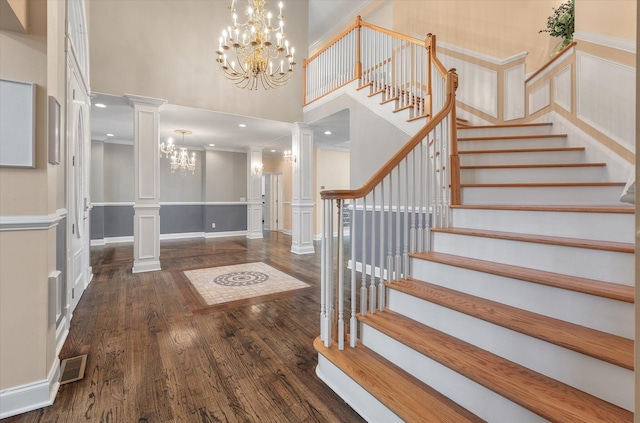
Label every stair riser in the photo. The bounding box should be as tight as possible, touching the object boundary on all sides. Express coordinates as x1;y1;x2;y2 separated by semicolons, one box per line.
410;258;634;338
461;185;625;205
431;232;634;285
384;290;633;410
316;356;403;423
460;166;606;184
360;324;549;423
458;137;566;151
457;125;553;138
460;150;585;166
451;208;635;243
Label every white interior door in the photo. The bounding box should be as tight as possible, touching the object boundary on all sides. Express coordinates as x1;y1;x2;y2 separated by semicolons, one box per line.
269;173;284;231
263;174;271;230
67;64;90;315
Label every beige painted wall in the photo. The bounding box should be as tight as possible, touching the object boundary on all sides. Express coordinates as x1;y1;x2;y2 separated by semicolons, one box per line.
89;0;308;123
313;148;350;237
576;0;636;41
0;0;63;391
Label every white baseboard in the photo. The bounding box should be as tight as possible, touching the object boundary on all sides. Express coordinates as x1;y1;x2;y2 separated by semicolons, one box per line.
204;230;248;239
160;232;205;240
281;229;292;236
92;231;250;245
0;358;60;419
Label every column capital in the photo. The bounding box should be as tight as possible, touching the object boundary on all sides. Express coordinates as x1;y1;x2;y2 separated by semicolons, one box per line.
292;122;312;132
125;94;167;110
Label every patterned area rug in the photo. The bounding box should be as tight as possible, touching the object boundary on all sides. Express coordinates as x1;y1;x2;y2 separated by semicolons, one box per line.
173;262;312;313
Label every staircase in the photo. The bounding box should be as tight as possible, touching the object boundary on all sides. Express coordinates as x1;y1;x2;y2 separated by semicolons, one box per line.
315;122;635;422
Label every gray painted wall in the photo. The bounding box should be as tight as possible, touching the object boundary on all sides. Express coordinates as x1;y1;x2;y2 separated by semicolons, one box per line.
104;205;134;238
205;150;247;202
205;204;247;233
160;205;204;234
103;143;134;202
160;150;204;202
91;140;104;203
90;206;104;240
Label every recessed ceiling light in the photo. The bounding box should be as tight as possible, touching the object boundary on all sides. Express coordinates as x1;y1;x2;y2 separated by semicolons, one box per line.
209;143;216;147
238;124;247;128
270;149;276;152
324;131;332;135
95;103;106;108
106;133;114;137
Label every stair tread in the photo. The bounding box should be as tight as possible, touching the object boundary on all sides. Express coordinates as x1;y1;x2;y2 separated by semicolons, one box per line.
461;163;606;169
368;88;386;97
459;147;584;154
431;227;634;253
356;82;373;91
407;113;429;122
461;182;625;187
388;278;633;369
313;337;485;423
410;251;634;303
380;96;398;105
359;311;633;423
451;204;634;214
458;134;567;141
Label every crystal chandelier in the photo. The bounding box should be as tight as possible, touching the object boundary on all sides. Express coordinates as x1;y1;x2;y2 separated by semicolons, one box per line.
165;130;196;175
216;0;296;90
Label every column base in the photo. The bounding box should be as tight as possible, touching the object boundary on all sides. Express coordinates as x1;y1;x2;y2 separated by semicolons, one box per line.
132;259;161;274
290;244;315;255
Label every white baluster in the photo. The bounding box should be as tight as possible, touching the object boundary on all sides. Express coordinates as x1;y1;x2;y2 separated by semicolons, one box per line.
403;157;410;276
410;150;417;255
387;172;394;283
360;196;368;315
369;189;377;314
349;200;357;348
394;167;402;280
337;199;345;350
379;179;386;311
320;199;327;342
324;199;334;348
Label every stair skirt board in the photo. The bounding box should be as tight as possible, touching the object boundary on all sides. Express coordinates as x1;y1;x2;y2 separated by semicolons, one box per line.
316;355;404;423
450;208;635;243
385;289;633;410
460;185;626;206
359;324;549;423
460;166;607;184
410;259;634;339
430;232;634;285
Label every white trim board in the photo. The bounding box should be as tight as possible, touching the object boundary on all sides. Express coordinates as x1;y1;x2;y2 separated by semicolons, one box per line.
0;358;60;419
0;212;65;231
574;30;636;54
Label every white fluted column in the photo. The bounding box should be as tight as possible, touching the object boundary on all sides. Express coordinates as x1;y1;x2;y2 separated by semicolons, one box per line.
291;122;315;254
247;147;264;239
126;94;167;273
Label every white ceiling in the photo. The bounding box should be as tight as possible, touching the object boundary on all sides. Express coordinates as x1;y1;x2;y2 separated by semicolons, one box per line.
91;0;370;157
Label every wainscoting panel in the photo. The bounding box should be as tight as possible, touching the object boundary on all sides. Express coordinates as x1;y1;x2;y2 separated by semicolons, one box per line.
576;52;635;152
104;205;135;238
554;65;573;113
529;80;551;115
504;64;525;121
439;53;498;118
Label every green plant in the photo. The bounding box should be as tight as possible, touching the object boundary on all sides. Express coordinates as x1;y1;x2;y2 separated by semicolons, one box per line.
539;0;575;47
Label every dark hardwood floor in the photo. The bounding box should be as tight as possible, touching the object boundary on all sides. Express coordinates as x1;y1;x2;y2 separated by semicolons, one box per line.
4;232;364;423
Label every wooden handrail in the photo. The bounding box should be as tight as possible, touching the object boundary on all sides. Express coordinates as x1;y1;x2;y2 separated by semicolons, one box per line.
525;41;577;83
305;18;360;65
321;69;458;201
427;33;448;78
360;21;424;46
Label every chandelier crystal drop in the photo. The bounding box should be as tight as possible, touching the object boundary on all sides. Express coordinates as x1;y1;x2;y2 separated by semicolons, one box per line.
216;0;296;90
165;130;196;175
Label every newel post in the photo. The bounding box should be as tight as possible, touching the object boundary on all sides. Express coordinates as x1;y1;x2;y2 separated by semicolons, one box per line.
355;15;363;79
425;33;434;120
448;69;461;206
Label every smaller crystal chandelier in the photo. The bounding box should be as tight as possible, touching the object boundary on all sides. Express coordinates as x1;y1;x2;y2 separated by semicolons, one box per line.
167;130;196;175
216;0;296;90
283;149;296;164
159;136;176;158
